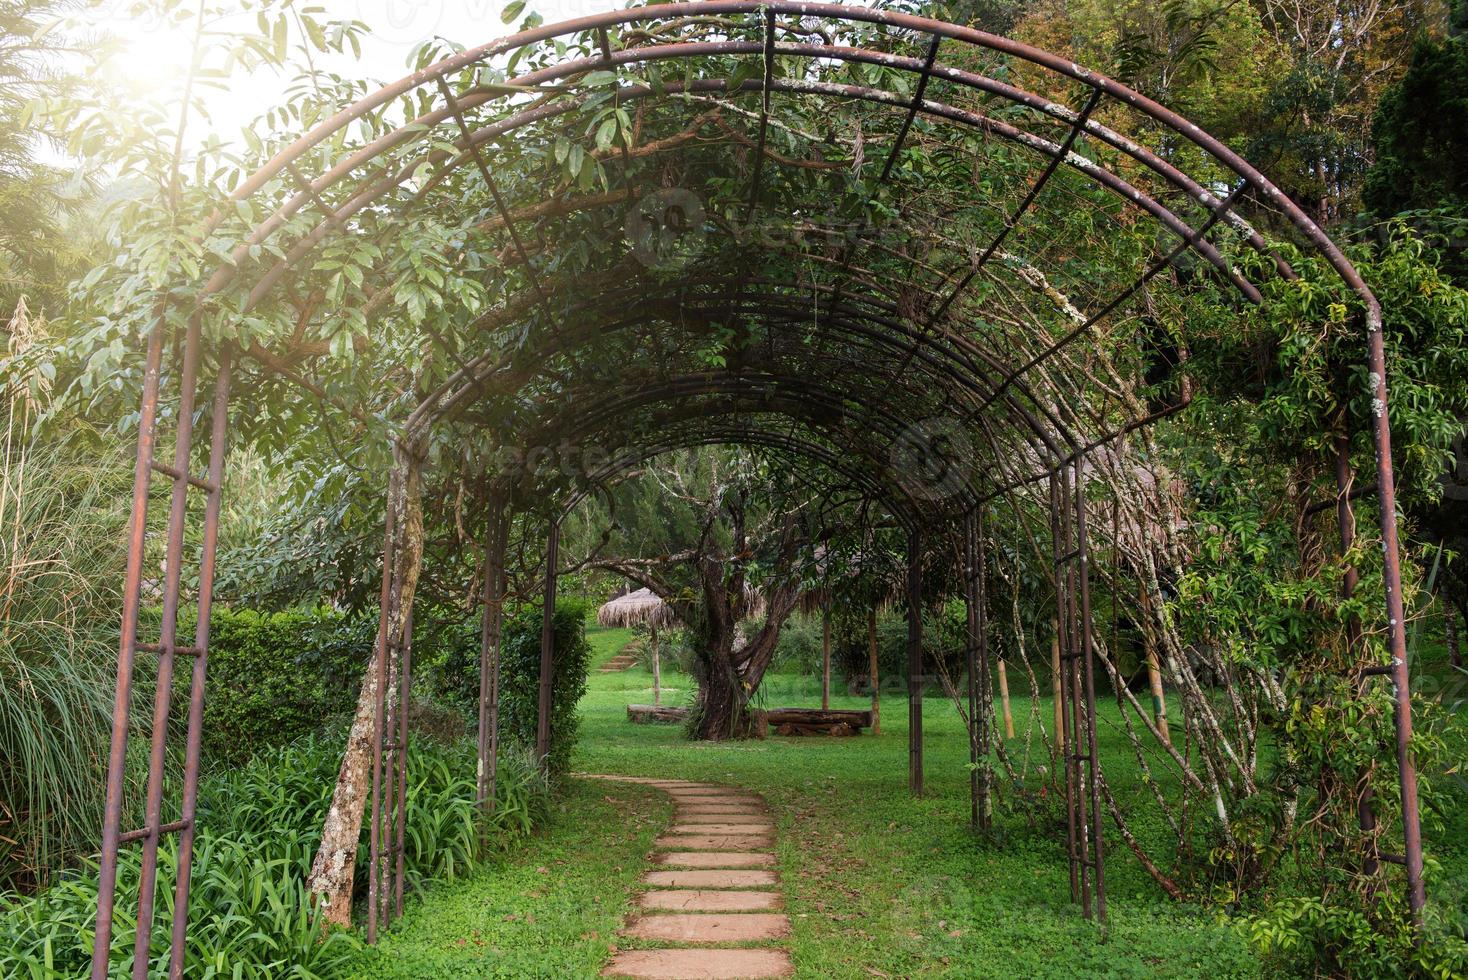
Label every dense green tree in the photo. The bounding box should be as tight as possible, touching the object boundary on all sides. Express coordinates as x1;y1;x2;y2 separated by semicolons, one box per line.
0;0;93;316
1363;0;1468;253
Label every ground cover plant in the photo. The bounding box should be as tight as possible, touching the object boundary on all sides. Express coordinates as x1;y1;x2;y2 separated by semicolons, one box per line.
0;736;548;978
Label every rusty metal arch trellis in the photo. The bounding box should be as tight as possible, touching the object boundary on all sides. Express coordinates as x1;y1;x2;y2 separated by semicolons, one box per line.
90;3;1426;976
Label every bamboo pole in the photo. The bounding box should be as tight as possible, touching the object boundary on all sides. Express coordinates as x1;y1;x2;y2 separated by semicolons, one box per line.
1139;580;1170;746
996;656;1015;739
651;624;661;707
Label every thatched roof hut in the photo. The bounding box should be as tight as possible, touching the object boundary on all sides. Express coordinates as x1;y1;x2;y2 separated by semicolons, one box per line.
597;588;677;629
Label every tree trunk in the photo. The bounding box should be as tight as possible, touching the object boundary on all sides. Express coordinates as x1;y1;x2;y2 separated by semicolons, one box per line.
696;651;757;739
1140;581;1171;745
689;561;798;739
308;454;423;929
867;608;880;735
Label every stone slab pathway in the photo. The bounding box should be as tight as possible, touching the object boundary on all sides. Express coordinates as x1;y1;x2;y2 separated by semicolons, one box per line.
583;776;793;980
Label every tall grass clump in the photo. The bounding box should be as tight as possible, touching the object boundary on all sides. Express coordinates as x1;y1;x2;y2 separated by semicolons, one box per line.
2;302;133;891
0;735;549;977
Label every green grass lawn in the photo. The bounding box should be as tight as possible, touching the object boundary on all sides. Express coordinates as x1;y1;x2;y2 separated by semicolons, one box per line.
575;646;1262;979
351;776;672;978
587;623;635;668
349;624;1463;978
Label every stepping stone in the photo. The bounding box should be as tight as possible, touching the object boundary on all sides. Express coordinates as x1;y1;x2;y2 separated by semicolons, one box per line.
664;788;757;796
580;774;660;783
656;834;773;850
639;889;782;912
603;948;793;979
670;823;774;834
675;813;772;825
642;869;778;888
667;798;766;809
625;912;790;943
677;802;766;811
657;851;775;868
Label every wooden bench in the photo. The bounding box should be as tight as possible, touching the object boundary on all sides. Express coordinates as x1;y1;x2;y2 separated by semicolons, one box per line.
627;704;690;724
761;708;872;737
625;704;873;736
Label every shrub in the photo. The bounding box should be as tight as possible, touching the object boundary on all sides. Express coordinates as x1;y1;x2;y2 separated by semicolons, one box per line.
195;606;485;768
194;608;373;767
498;599;590;776
766;613;823;675
1240;894;1468;979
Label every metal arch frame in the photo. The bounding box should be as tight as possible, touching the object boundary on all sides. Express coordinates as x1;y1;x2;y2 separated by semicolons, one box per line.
226;68;1261;317
90;4;1425;973
494;368;992;515
408;277;1079;458
556;426;932;536
412;286;1075;460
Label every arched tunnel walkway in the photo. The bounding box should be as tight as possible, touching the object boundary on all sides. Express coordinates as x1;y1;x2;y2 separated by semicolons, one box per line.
87;4;1426;975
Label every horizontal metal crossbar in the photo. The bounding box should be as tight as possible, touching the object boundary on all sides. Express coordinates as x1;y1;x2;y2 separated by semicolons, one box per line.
149;461;218;492
118;819;191;845
136;642;202;658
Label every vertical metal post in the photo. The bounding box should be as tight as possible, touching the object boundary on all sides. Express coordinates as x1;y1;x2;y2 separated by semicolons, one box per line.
907;529;924;797
821;603;832;710
1051;472;1079;903
964;508;992;831
133;318;206;980
1363;316;1427;920
167;349;233;979
976;507;993;829
537;519;559;768
1073;459;1107;923
1335;426;1378;875
965;511;981;830
366;467;402;946
392;607;414;921
867;608;881;735
477;496;506;825
92;322;164;980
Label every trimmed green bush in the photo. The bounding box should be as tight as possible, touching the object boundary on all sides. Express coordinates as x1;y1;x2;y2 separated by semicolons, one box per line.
194;608;373;767
498;599;591;776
